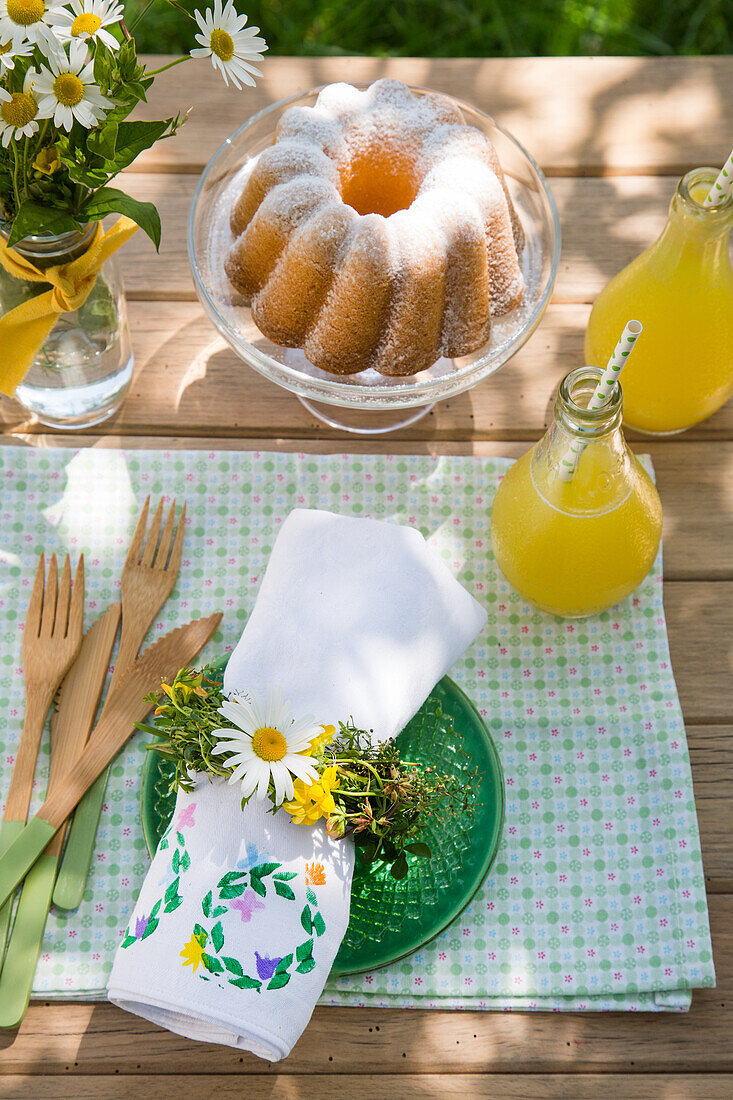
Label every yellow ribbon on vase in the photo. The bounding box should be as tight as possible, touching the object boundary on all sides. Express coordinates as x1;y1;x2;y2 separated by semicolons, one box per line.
0;216;138;397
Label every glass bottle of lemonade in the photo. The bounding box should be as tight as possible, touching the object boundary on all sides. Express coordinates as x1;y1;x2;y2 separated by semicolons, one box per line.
491;367;662;618
585;168;733;434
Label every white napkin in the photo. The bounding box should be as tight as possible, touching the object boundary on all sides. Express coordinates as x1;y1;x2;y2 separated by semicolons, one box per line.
108;509;486;1059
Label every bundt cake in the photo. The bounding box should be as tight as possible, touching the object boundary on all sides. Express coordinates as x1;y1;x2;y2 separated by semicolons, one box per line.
225;79;525;378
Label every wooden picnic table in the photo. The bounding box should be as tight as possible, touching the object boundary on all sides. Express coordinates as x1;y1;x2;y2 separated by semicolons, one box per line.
1;53;732;1100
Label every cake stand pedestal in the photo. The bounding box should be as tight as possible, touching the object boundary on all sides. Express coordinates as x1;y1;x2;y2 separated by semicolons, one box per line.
297;396;436;435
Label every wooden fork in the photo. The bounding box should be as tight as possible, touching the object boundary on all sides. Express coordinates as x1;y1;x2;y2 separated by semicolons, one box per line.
53;497;186;910
0;553;84;956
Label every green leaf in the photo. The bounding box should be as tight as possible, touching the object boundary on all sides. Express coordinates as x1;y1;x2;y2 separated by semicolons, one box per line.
312;911;326;937
88;121;118;161
390;855;409;881
80;187;161;250
250;862;280;879
273;871;297;881
201;953;224;974
296;938;314;962
222;956;244;976
219;885;246;900
120;933;136;949
159;837;169;851
193;924;207;947
249;876;266;898
300;906;312;934
405;842;432;859
180;851;191;872
149;899;162;919
295;957;316;975
140;917;158;939
164;895;182;915
306;887;317;907
229;975;261;991
267;972;291;991
273;880;295;901
211;921;224;953
172;849;180;873
104;119;170;171
218;870;247;888
211;905;228;918
176;832;185;847
7;202;81;248
164;877;180;903
275;953;293;975
201;891;212;918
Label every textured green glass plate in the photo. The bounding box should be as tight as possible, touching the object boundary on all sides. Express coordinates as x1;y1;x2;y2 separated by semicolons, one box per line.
140;655;504;977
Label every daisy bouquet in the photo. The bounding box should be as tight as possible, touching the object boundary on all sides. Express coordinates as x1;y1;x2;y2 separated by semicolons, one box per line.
142;665;475;882
0;0;267;247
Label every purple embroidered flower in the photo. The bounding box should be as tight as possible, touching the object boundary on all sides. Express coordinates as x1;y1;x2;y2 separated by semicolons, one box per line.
231;889;265;923
134;914;149;939
254;952;282;980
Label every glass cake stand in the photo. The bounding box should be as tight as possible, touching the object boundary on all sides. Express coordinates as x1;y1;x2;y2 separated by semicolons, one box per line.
188;85;561;435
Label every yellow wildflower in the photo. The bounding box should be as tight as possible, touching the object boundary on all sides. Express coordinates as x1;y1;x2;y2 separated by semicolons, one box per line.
283;765;340;826
33;145;59;175
308;723;335;754
180;933;205;973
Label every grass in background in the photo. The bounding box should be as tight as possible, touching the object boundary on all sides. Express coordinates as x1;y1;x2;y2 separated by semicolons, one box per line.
126;0;731;58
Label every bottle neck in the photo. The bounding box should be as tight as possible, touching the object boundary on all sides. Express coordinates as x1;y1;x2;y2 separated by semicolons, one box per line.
2;223;96;271
531;367;635;516
656;167;733;265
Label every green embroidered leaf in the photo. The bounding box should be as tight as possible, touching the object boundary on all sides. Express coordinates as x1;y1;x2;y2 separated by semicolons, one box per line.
150;899;162;920
296;938;314;962
164;877;180;903
202;891;213;918
250;862;280;879
140;917;158;939
211;905;228;918
120;934;136;949
164;895;182;915
211;921;225;953
172;849;180;872
275;953;293;975
180;851;191;872
177;832;185;846
274;880;295;901
267;972;291;991
295;957;316;975
249;876;267;898
272;871;297;881
222;956;244;976
312;911;326;938
300;905;312;934
193;924;208;947
219;884;246;900
306;887;317;907
229;976;261;991
218;870;247;888
201;953;224;974
159;837;169;851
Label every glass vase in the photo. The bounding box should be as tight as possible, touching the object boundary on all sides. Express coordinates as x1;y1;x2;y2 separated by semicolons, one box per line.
1;223;134;429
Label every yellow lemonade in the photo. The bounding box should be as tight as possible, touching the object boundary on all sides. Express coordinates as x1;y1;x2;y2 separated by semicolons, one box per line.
585;168;733;434
491;368;662;618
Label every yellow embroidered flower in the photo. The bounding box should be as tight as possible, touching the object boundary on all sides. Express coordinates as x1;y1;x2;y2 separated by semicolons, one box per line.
180;933;205;972
308;723;335;754
283;765;339;826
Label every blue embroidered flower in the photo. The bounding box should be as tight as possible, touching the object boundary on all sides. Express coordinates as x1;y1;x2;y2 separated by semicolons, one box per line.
254;952;282;980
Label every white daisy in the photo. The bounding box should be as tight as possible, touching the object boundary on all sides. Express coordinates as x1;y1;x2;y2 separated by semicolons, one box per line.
0;0;64;51
190;0;267;90
34;38;112;130
211;688;319;804
0;67;39;144
49;0;123;52
0;36;32;71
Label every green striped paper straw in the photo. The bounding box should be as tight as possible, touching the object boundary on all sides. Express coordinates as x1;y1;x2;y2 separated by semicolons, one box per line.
704;148;733;207
559;320;643;482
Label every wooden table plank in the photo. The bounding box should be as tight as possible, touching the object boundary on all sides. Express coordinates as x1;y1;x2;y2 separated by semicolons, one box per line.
119;173;678;305
4;302;733;442
3;1075;733;1099
132;56;733;177
2;895;728;1075
692;728;733;893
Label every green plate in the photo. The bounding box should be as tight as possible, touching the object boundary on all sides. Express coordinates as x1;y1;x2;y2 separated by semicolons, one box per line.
140;656;504;976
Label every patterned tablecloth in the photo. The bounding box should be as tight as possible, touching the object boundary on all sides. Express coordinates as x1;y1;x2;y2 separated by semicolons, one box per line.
0;444;715;1010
